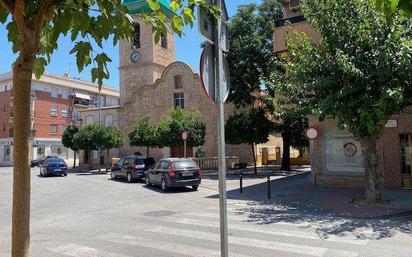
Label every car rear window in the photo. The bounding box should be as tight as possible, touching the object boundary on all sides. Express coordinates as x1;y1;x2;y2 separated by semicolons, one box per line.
134;158;145;165
174;161;197;169
48;158;64;163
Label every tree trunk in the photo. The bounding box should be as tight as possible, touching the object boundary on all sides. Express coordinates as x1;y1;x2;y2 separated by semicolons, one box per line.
106;149;109;172
360;137;382;203
12;55;35;257
251;144;257;176
281;131;291;171
146;146;149;157
73;150;76;168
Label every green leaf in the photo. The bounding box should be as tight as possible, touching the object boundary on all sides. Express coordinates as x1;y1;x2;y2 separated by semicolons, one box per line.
146;0;161;11
69;41;92;73
33;57;48;79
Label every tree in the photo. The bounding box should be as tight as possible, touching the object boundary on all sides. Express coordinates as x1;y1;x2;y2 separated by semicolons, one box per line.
375;0;412;17
227;0;282;106
0;1;217;255
101;126;124;172
61;124;79;168
158;108;206;149
73;123;102;153
128;116;159;156
225;108;274;175
274;0;412;203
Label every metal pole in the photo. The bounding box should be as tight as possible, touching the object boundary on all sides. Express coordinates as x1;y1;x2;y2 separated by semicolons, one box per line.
267;176;271;199
215;0;228;256
184;140;187;158
98;92;102;172
240;173;243;193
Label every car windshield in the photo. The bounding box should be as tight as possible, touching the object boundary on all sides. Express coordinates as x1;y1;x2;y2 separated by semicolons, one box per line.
174;161;197;169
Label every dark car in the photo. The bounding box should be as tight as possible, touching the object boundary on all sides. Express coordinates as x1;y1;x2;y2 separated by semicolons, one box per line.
145;158;201;191
110;156;154;183
39;157;68;177
31;155;59;167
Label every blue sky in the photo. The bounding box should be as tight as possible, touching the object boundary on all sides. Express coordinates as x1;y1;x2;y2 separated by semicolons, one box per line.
0;0;261;89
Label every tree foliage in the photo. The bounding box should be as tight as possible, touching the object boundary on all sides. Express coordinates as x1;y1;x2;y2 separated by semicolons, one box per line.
158;108;206;148
128;116;159;154
227;0;283;106
62;124;80;152
375;0;412;17
73;123;103;151
101;126;124;150
274;0;412;201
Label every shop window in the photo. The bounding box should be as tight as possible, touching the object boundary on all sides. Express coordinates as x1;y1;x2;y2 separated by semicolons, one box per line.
324;133;364;174
174;93;184;109
51;106;57;116
174;75;183;89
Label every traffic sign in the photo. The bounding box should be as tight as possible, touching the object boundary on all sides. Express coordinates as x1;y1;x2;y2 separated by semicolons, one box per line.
200;44;230;103
181;131;188;141
198;0;215;44
305;127;319;140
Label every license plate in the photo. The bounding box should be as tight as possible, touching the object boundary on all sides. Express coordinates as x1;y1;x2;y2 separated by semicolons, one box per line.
54;169;62;172
182;172;193;177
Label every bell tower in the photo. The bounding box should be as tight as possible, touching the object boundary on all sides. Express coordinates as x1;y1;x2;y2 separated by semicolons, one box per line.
119;0;176;105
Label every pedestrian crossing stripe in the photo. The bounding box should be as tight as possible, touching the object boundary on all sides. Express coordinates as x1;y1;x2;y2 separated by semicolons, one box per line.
51;243;131;257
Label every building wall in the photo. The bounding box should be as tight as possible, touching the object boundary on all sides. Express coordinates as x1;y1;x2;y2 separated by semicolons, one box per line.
0;90;11;139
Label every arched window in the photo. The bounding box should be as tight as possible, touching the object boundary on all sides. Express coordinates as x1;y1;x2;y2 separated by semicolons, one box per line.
104;115;114;127
132;23;141;49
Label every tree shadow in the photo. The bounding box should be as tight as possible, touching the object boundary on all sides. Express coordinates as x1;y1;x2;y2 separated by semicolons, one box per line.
207;175;412;240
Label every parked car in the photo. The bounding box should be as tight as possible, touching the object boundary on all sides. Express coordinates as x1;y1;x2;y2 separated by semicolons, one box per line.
145;158;201;191
39;157;68;177
110;156;154;183
31;155;59;167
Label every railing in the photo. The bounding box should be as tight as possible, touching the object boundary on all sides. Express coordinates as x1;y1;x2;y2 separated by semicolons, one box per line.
192;156;239;170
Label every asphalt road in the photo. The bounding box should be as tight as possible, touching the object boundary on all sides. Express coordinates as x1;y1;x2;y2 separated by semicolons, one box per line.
0;167;411;257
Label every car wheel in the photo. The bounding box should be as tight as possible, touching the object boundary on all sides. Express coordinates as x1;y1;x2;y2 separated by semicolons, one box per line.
192;185;199;191
127;173;133;183
161;178;168;191
39;170;43;177
63;173;67;177
110;171;116;180
145;176;152;187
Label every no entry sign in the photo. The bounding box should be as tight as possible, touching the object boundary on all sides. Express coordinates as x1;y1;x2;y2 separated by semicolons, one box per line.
305;127;319;140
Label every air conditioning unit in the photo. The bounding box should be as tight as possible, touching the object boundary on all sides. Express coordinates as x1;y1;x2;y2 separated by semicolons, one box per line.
289;0;301;11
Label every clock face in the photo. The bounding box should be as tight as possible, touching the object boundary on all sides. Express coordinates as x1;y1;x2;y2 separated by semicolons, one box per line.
131;51;140;63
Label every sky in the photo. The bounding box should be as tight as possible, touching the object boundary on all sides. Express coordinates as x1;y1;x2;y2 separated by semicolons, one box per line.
0;0;261;89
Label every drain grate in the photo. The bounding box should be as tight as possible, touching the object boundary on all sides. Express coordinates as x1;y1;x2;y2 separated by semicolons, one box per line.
143;211;177;217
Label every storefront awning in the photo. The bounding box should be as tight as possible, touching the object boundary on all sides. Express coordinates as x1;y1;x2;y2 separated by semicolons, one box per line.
74;92;91;100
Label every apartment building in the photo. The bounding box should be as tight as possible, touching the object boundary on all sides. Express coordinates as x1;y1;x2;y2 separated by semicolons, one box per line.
0;72;120;166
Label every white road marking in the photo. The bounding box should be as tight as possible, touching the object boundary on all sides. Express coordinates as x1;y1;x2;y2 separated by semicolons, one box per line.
98;233;252;257
51;243;131;257
176;215;369;245
146;225;333;257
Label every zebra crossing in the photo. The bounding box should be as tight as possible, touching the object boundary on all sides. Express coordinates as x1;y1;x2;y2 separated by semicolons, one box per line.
49;200;366;257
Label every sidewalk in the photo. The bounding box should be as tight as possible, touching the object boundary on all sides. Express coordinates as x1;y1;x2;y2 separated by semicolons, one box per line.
206;172;412;219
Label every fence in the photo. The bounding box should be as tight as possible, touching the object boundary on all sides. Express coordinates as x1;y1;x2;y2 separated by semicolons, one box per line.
192;156;239;170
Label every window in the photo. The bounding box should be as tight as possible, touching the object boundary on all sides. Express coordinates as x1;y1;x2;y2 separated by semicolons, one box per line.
50;124;58;134
174;93;184;109
61;108;68;117
51;87;58;98
174;75;183;89
400;134;412;188
104;115;114;127
51;106;57;116
61;89;69;100
61;125;67;133
5;85;7;92
86;116;95;124
161;33;167;49
8;128;13;137
132;23;141;49
72;111;80;121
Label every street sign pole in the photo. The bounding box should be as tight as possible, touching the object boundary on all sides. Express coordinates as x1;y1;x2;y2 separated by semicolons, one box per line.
215;0;228;256
184;140;187;158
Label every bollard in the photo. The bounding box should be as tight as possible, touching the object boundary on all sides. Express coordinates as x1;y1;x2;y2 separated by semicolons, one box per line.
240;173;243;193
267;175;271;199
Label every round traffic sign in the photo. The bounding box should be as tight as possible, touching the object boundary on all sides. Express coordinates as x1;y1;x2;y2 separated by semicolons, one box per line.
305;127;319;140
182;131;189;141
